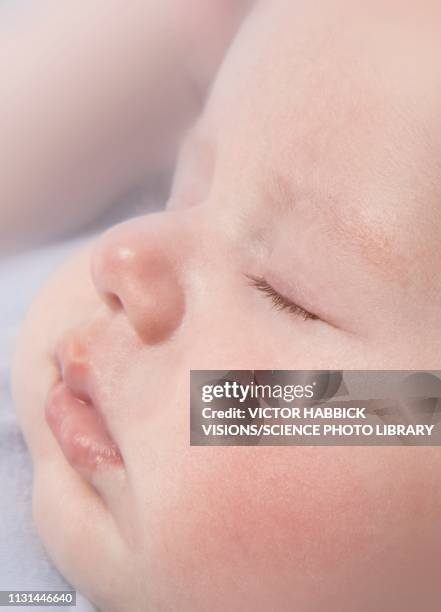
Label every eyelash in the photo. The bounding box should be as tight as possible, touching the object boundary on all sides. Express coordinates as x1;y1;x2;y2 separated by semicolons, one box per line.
247;275;319;322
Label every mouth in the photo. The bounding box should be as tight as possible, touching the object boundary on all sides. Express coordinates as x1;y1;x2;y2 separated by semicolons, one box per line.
45;338;123;479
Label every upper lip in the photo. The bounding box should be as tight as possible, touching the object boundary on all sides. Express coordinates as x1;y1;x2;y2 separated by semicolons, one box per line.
54;334;98;407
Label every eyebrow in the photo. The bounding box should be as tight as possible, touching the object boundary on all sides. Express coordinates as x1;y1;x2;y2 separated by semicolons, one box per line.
323;206;403;274
264;169;411;283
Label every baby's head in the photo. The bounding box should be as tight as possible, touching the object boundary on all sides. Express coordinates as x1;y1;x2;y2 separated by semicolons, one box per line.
13;2;441;610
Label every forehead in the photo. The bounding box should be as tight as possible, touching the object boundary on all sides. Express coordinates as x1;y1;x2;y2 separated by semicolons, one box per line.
205;1;441;289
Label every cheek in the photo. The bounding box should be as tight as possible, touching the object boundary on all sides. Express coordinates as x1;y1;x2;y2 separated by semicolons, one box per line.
142;447;441;611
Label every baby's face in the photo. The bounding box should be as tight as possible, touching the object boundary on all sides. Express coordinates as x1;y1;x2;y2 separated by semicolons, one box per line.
13;2;441;611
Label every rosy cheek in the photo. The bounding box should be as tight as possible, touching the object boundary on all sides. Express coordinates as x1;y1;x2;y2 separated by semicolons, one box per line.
151;447;441;610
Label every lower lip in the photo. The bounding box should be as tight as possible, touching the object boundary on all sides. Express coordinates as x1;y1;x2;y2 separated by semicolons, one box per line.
45;382;122;475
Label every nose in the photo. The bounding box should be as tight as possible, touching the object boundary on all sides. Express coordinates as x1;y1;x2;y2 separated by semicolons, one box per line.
91;213;186;344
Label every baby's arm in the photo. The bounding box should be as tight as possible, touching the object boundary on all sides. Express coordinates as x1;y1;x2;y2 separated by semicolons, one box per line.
1;0;247;252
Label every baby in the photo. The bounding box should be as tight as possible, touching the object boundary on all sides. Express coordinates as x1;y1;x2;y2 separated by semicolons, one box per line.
11;1;441;611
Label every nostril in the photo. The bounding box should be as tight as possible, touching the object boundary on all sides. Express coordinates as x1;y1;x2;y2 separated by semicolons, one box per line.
102;292;123;312
90;215;187;344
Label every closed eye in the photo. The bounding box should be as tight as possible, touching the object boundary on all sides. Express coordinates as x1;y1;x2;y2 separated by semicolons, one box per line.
247;275;320;322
